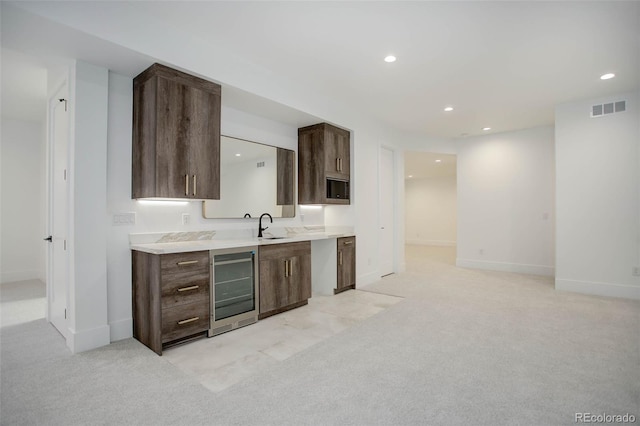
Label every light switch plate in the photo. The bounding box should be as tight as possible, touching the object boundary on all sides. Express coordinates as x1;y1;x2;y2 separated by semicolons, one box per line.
113;212;136;225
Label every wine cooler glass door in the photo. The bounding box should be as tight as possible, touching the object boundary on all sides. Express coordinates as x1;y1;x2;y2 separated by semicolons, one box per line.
213;251;256;321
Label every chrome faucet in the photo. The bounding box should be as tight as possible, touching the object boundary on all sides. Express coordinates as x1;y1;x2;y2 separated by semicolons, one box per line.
258;213;273;238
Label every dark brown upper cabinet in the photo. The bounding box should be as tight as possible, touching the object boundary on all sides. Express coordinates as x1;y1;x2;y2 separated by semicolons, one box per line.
132;63;221;199
298;123;351;205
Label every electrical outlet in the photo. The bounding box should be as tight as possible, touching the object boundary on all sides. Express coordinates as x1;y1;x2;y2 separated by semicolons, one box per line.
113;212;135;225
633;267;640;277
182;213;190;225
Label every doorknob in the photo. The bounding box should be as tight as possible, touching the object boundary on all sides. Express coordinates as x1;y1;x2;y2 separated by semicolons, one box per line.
43;236;53;242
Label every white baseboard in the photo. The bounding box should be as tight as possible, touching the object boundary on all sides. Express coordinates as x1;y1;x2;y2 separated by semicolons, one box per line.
406;239;456;247
556;278;640;300
1;269;40;284
109;318;133;342
456;258;555;277
67;324;111;353
358;270;380;287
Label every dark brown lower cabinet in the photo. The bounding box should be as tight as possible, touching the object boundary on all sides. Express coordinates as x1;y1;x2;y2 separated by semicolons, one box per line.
132;250;210;355
335;236;356;294
258;241;311;319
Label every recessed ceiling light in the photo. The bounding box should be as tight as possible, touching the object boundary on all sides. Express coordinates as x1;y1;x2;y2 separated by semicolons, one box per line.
407;175;413;178
444;107;454;112
384;55;396;63
235;153;241;157
482;127;491;131
435;159;442;163
600;73;615;80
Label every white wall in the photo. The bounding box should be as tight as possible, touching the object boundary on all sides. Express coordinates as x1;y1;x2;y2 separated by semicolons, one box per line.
405;175;457;246
555;91;640;299
0;117;46;283
456;126;555;276
67;61;110;352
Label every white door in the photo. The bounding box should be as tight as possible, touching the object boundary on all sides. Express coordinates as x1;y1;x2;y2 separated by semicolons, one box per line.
379;147;395;276
48;88;69;338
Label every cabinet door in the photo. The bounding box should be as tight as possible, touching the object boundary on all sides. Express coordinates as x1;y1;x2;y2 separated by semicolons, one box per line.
288;253;312;305
298;126;325;204
324;126;350;180
155;76;192;198
337;237;356;291
259;256;290;314
188;86;220;200
277;148;295;206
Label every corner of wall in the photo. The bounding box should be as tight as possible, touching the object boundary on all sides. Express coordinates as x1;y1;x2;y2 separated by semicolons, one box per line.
67;324;111;353
109;318;133;342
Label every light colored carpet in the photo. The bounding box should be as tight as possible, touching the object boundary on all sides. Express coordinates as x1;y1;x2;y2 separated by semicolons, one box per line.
0;279;46;327
1;246;638;425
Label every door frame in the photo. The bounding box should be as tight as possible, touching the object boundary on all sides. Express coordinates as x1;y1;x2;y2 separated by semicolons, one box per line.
378;144;402;276
45;80;70;339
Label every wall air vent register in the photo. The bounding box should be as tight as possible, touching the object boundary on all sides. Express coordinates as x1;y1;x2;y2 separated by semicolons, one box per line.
591;100;626;117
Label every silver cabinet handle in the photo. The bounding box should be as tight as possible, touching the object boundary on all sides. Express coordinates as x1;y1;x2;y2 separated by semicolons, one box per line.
339;250;343;266
192;175;196;196
177;260;199;266
185;174;189;196
288;259;293;277
343;241;353;245
339;158;342;171
177;285;199;292
177;317;199;325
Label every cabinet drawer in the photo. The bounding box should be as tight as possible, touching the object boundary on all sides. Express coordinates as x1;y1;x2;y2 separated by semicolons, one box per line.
161;299;210;343
161;280;209;310
338;236;355;247
160;251;209;278
160;251;210;309
160;250;209;280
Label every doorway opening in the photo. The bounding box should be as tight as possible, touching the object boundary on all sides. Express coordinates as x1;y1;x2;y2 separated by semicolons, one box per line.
0;49;48;328
404;152;457;271
379;146;396;277
0;48;68;341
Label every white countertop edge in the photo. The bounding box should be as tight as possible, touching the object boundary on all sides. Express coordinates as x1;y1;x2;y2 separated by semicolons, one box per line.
130;232;355;254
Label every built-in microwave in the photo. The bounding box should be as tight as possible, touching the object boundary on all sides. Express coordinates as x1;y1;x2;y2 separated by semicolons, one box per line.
326;178;350;200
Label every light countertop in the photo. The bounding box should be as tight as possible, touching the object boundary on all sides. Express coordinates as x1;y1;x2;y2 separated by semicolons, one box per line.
130;231;354;255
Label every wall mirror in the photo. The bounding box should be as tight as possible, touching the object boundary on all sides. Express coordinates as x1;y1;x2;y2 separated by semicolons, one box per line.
202;135;295;219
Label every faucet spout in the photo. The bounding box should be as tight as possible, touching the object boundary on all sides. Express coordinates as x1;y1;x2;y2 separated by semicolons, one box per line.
258;213;273;238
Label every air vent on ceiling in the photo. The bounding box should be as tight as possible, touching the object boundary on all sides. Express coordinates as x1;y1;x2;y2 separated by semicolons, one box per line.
591;100;626;117
256;161;265;168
